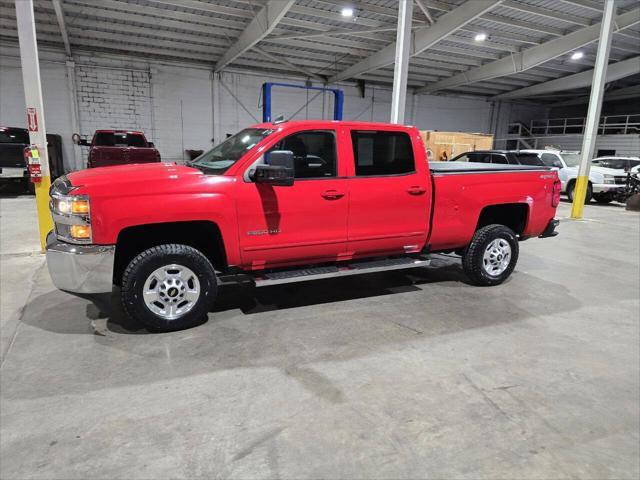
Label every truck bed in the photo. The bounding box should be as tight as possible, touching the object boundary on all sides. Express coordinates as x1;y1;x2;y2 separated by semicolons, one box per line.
430;161;551;173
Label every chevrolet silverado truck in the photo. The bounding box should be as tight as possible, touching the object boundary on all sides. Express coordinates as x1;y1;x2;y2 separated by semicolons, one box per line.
46;121;560;331
74;130;161;168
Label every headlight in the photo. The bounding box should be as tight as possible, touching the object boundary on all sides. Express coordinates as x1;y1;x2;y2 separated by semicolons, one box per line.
603;175;616;184
49;177;92;244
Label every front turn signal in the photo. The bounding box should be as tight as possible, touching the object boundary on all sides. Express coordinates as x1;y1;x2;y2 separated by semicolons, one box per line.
70;225;92;240
71;199;90;214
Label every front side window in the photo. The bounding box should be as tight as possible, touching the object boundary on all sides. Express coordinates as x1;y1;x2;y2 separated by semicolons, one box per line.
190;128;273;175
267;130;336;179
451;153;471;162
0;128;29;144
560;153;581;167
351;131;414;176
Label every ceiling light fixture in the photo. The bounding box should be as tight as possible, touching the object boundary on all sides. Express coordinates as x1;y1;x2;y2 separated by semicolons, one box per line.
571;51;584;60
474;32;488;42
341;7;354;17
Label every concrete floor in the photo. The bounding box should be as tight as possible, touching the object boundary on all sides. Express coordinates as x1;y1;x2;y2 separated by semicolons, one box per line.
1;193;639;480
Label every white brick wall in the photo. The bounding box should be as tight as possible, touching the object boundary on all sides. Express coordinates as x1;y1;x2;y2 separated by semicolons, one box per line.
0;44;553;171
76;65;151;142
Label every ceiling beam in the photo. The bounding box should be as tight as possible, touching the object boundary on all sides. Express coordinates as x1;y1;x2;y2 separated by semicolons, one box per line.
552;84;640;106
328;0;503;83
252;46;325;81
214;0;295;72
50;0;71;57
501;0;592;27
416;7;640;94
414;0;435;25
494;56;640;98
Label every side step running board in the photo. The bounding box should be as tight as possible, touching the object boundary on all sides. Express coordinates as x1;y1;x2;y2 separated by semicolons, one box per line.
252;255;431;287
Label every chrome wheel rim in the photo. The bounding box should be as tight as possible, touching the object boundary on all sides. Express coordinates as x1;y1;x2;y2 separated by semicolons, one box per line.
482;239;512;277
142;264;200;320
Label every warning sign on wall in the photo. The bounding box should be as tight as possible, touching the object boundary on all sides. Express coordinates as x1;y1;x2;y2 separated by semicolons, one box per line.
27;107;38;132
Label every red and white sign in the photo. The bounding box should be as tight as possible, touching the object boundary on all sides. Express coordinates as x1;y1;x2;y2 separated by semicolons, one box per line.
27;107;38;132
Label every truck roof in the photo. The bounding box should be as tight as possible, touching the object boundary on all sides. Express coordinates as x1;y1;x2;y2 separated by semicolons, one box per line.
94;129;146;135
251;120;418;130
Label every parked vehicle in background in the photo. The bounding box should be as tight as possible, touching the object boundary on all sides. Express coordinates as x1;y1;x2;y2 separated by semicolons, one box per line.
75;130;161;168
591;156;640;172
522;149;628;203
0;127;30;191
47;120;560;331
451;150;544;166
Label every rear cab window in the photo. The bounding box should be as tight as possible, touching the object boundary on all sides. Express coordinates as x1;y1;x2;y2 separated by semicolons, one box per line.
0;128;29;144
94;132;147;147
351;131;414;176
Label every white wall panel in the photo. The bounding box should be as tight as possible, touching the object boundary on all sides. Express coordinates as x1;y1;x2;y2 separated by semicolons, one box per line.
1;44;554;171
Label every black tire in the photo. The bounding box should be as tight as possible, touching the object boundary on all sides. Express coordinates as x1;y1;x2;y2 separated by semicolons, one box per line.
462;224;519;286
593;193;612;204
121;244;217;332
21;179;35;194
567;180;592;203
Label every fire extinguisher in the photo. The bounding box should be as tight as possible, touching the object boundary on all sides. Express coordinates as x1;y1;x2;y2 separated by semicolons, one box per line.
23;145;42;183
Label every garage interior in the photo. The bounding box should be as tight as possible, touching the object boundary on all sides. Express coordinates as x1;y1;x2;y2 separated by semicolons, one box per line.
1;0;639;479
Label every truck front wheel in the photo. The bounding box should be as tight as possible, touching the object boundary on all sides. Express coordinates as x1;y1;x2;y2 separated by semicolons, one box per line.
462;224;519;286
121;244;217;331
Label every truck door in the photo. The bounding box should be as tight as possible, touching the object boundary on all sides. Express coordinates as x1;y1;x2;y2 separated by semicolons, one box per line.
235;128;349;269
345;129;430;257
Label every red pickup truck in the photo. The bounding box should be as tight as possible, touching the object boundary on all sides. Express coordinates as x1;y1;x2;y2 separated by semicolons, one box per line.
47;121;560;331
76;130;161;168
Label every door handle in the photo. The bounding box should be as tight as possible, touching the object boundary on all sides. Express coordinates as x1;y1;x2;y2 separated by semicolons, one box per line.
321;190;345;200
407;186;426;195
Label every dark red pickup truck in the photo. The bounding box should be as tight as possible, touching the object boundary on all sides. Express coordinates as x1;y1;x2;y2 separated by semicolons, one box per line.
76;130;161;168
47;120;560;331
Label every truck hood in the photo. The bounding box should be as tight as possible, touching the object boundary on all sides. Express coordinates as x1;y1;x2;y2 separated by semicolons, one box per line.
65;162;235;198
68;162;201;188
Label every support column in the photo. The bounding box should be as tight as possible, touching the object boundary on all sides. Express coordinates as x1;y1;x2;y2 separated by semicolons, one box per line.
15;0;54;251
390;0;413;124
571;0;616;219
212;71;221;146
65;59;82;170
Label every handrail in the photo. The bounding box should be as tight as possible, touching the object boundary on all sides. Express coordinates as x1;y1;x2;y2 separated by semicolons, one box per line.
523;113;640;136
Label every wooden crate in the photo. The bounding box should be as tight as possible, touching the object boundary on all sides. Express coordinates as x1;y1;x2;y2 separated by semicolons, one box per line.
419;131;494;161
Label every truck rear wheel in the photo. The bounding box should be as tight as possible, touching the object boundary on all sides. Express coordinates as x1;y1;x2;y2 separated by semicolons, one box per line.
462;224;519;286
121;244;217;331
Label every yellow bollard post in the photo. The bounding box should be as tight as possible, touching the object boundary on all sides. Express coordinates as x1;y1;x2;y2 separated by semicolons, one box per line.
570;175;590;219
34;177;53;251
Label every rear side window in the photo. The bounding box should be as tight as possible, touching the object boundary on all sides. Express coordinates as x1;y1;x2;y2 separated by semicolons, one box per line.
351;131;414;176
491;154;509;164
514;153;544;166
94;132;147;147
468;153;492;163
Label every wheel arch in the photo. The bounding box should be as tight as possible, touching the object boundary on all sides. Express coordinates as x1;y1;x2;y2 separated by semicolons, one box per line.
476;203;529;236
113;220;227;286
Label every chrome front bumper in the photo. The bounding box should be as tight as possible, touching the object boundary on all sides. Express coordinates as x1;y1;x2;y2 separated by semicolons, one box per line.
45;231;115;294
592;183;625;193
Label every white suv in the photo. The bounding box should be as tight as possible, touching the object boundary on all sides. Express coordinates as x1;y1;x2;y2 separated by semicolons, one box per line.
521;150;628;203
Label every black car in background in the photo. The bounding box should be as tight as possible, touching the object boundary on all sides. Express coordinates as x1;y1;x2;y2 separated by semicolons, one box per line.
0;126;65;193
451;150;545;166
0;127;30;191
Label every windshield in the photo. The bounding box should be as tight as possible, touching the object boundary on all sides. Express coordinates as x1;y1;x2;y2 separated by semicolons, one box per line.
562;153;581;167
189;128;273;174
